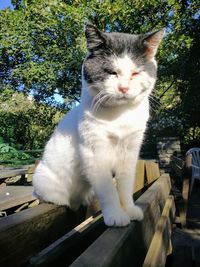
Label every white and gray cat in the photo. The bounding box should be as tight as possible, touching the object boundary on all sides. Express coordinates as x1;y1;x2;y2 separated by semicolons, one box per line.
33;24;164;227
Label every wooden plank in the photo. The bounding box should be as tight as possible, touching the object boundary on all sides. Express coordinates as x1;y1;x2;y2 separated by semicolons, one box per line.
171;156;185;178
179;177;189;228
0;203;80;267
29;214;106;267
70;174;172;267
0;186;36;211
28;180;154;267
27;165;37;183
145;161;160;184
134;160;145;192
185;154;192;169
142;196;175;267
0;168;28;180
171;156;185;168
0;186;36;210
170;161;183;177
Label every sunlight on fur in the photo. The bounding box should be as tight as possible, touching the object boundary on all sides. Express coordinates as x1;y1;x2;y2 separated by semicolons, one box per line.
33;24;164;227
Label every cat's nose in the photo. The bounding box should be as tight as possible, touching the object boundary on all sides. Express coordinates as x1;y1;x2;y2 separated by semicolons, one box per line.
118;86;129;94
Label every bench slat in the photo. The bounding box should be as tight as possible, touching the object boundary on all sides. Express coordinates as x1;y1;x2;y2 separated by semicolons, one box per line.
145;161;160;184
28;183;150;267
0;169;28;180
134;160;145;192
0;186;36;210
142;196;175;267
70;174;172;267
0;203;80;267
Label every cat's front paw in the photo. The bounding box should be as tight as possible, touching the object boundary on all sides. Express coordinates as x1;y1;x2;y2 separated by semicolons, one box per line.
103;208;130;227
125;205;144;221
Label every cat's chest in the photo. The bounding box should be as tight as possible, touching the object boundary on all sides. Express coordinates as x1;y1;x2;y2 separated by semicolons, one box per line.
103;117;144;140
100;104;147;133
82;103;148;141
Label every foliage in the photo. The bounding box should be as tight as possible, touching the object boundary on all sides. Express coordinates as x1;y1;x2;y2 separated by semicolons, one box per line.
0;137;35;165
0;88;64;149
0;0;200;153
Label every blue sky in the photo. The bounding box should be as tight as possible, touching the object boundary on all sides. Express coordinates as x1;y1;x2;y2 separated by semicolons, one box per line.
0;0;64;104
0;0;13;9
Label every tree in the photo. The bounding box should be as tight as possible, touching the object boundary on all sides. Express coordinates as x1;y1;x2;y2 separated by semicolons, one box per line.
0;0;200;150
0;0;87;104
0;88;64;149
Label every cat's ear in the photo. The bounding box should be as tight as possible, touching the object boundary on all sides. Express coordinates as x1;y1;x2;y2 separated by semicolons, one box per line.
142;29;165;59
85;24;105;51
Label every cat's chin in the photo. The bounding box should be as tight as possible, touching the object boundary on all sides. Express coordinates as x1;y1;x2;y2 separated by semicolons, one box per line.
102;96;138;108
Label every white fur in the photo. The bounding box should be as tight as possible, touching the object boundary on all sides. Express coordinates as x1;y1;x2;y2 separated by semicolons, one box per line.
33;54;156;227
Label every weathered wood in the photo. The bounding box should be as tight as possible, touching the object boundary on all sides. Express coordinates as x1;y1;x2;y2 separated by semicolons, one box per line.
0;168;28;180
134;160;145;192
28;180;152;267
27;164;37;183
185;154;192;169
0;203;80;267
29;214;106;267
171;161;183;177
142;196;175;267
0;186;36;211
170;156;185;178
145;161;160;184
70;174;172;267
179;177;189;228
0;162;175;267
171;156;185;168
14;202;29;212
171;155;189;228
28;199;40;208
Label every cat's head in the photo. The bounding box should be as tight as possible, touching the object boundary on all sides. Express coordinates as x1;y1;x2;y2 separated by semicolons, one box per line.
82;24;164;108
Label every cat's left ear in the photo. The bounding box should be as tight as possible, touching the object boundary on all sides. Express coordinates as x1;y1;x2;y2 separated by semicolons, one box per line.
85;24;105;51
142;29;165;59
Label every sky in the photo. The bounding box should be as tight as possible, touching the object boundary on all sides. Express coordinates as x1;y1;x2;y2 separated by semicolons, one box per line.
0;0;13;9
0;0;65;104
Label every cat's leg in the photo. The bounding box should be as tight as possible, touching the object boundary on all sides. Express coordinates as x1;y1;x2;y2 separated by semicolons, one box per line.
80;147;130;227
90;169;131;226
115;154;144;221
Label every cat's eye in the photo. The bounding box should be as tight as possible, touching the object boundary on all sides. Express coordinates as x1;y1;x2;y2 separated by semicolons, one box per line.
110;71;118;76
131;72;140;77
104;68;118;76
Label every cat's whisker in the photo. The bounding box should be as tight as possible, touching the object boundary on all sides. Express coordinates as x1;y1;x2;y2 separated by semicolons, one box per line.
149;95;161;107
91;90;108;108
149;98;161;111
92;93;110;112
104;94;115;106
91;89;114;112
149;99;159;113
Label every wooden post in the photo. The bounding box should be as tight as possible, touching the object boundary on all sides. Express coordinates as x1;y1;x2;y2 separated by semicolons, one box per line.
142;196;175;267
134;160;145;192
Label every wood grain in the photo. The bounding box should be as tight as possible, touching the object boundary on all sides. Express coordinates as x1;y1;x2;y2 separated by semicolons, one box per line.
134;160;145;192
0;203;80;267
145;161;160;184
142;196;175;267
70;174;172;267
0;186;36;210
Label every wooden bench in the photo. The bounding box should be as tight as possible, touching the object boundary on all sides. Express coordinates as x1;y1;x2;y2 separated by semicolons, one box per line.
0;186;36;211
0;165;36;186
0;160;175;267
170;155;190;228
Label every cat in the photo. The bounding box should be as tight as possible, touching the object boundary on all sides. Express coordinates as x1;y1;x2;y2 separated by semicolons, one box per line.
33;24;164;227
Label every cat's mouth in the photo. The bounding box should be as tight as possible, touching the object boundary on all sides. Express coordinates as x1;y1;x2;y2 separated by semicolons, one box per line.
104;94;137;107
117;93;136;101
